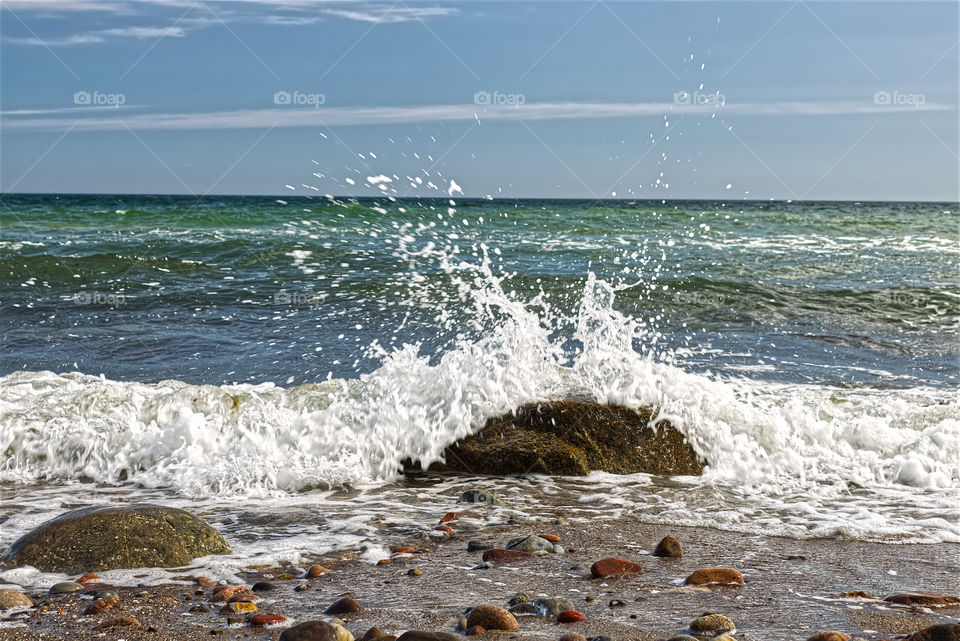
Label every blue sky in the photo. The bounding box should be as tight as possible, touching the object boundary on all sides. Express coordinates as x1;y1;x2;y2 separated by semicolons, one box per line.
1;0;957;200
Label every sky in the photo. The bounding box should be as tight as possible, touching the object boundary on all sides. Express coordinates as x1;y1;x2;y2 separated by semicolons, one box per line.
1;0;957;200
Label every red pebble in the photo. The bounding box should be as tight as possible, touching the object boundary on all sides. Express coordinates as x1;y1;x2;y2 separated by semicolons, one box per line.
392;546;415;554
439;512;459;523
481;549;537;564
82;598;116;615
557;610;586;623
305;565;329;578
433;525;456;535
249;613;287;626
539;533;562;543
590;557;643;579
75;573;100;585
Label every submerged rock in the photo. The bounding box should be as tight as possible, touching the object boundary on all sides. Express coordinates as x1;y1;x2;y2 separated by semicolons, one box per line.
407;400;703;476
6;504;230;573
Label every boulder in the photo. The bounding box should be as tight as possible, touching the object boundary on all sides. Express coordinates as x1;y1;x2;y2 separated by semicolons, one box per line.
5;504;230;573
407;400;704;476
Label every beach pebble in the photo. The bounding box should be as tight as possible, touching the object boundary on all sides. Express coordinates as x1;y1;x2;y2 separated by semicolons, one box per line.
807;633;851;641
361;627;397;641
559;635;587;641
509;592;533;605
465;626;485;636
557;610;587;623
590;637;614;641
252;581;275;592
664;636;698;641
211;585;254;602
75;573;100;584
481;549;537;564
325;596;364;616
392;546;416;554
540;533;562;543
590;557;643;578
506;534;555;553
49;581;85;594
220;601;257;614
907;624;960;641
0;589;33;609
467;540;491;552
94;589;119;601
82;597;117;615
433;525;456;536
883;592;960;606
306;565;330;578
407;568;423;576
653;535;683;558
439;512;459;523
690;613;735;633
466;604;519;631
281;620;339;641
92;616;140;630
250;613;287;626
684;568;744;585
334;623;355;641
396;632;461;641
538;598;576;616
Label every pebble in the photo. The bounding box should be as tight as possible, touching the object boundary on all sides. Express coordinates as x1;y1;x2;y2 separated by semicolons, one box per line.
557;610;587;623
537;598;575;617
220;601;257;614
590;558;643;578
392;546;416;554
481;549;537;564
210;585;254;602
0;589;33;609
195;576;217;588
559;635;587;641
75;573;100;585
250;613;287;626
92;616;140;630
506;534;555;553
467;541;492;552
653;535;683;558
94;590;119;601
325;596;364;616
590;637;614;641
407;568;423;576
466;604;520;631
884;592;960;606
540;533;562;543
608;599;625;608
684;568;744;586
361;627;398;641
280;620;339;641
433;525;456;536
509;592;533;605
252;581;276;592
334;623;355;641
464;626;485;636
295;583;310;592
440;512;459;523
807;633;851;641
49;581;85;595
665;636;699;641
690;613;736;633
82;598;116;615
907;624;960;641
306;565;330;578
395;632;461;641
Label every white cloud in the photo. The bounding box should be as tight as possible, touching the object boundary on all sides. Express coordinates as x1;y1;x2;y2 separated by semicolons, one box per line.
5;25;187;46
320;6;458;23
2;100;953;132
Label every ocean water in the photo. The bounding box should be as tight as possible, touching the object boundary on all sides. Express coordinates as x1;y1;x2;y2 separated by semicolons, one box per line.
0;194;958;586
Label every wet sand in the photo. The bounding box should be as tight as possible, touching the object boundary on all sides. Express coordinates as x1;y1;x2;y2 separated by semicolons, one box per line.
2;509;958;640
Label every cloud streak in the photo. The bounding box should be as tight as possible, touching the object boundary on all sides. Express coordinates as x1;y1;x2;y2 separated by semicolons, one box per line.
6;25;187;46
2;100;953;132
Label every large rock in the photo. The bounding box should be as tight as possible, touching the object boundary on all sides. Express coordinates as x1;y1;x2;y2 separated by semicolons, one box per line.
5;504;230;573
408;400;704;476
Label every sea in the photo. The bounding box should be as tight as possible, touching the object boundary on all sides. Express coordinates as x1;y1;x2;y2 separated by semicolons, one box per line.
0;193;957;587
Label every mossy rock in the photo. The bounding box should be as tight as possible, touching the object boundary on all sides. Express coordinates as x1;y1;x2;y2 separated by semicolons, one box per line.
5;504;230;573
408;400;704;477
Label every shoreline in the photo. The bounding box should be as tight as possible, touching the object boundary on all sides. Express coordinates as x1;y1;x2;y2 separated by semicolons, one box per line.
2;498;958;640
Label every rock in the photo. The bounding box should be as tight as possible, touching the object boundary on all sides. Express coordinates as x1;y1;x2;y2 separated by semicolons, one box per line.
440;512;459;523
325;596;364;616
907;625;960;641
590;637;614;641
94;590;119;601
392;546;416;554
75;572;100;584
507;535;555;553
281;621;339;641
653;535;682;558
665;637;699;641
560;636;587;641
509;592;533;605
684;568;744;585
0;589;33;609
220;601;257;614
334;624;355;641
465;626;485;636
49;581;85;594
252;581;275;592
557;610;587;623
537;598;575;617
82;598;116;615
590;558;643;578
807;633;851;641
467;541;492;552
540;533;562;543
210;586;253;602
5;504;229;573
690;613;735;633
408;401;704;476
250;613;287;626
361;627;397;641
481;549;537;564
884;592;960;607
93;617;140;630
466;604;520;631
407;568;423;576
306;565;329;578
396;632;461;641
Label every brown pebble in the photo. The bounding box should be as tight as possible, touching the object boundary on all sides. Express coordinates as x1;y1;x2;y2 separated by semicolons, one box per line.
92;616;140;630
361;627;397;641
433;525;456;535
465;626;486;636
81;598;116;615
377;558;392;566
280;620;339;641
908;625;960;641
807;633;851;641
466;604;519;631
220;602;257;614
306;565;330;578
584;595;595;602
684;568;744;585
540;533;562;543
0;589;33;609
481;549;537;564
652;535;683;558
325;596;364;617
211;586;254;602
557;610;586;623
590;558;643;579
439;512;459;523
559;635;587;641
75;573;100;585
250;613;287;626
883;592;960;607
194;576;217;588
392;546;415;554
408;569;423;576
